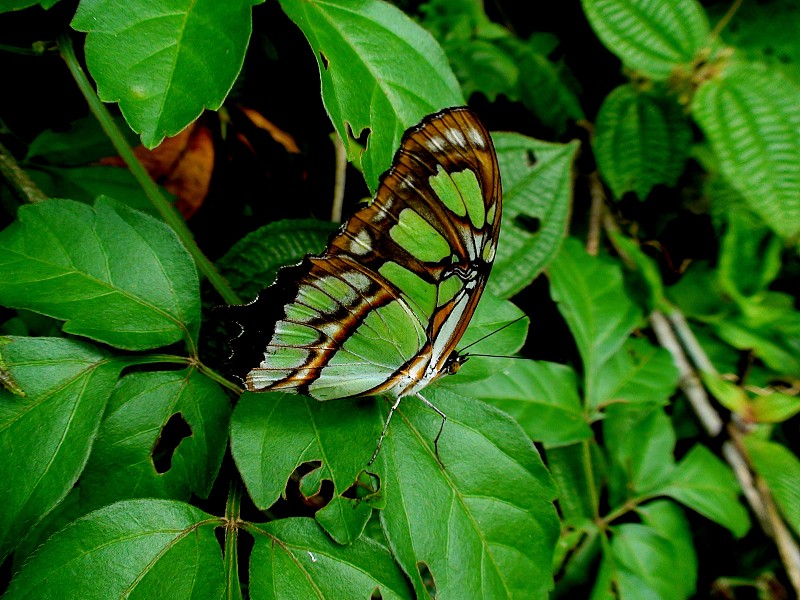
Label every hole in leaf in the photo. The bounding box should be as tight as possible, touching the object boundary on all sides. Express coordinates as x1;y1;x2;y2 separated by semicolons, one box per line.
152;412;192;473
347;122;371;149
514;214;541;234
342;470;380;499
417;562;437;598
526;149;537;167
290;461;333;511
319;51;329;70
370;586;383;599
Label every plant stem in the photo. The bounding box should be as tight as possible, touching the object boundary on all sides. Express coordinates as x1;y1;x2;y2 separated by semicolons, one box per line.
56;32;241;306
331;132;347;223
0;140;48;204
224;481;244;600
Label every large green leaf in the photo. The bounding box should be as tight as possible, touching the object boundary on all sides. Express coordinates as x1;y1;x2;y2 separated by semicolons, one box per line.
745;437;800;538
661;445;750;537
378;389;559;599
0;337;123;560
231;392;384;546
72;0;259;148
280;0;463;193
594;84;691;200
249;518;412;599
547;238;642;405
581;0;710;79
4;499;226;599
490;134;579;298
0;198;200;351
449;359;593;448
80;369;232;510
691;60;800;240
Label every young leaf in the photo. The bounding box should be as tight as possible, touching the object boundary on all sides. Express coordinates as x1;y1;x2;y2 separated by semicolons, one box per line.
249;517;412;599
744;437;800;538
230;392;384;545
4;499;226;600
279;0;464;193
378;389;560;599
750;392;800;424
547;238;642;405
691;60;800;240
0;337;123;560
660;445;750;537
581;0;711;78
80;369;232;511
594;84;691;200
490;134;579;298
447;359;593;447
0;198;200;351
72;0;259;148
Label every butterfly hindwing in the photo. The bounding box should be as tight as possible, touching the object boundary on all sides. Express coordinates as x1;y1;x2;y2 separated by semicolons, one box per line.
229;107;501;401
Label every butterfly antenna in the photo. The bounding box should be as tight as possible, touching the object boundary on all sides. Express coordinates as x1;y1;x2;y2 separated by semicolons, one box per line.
457;315;527;354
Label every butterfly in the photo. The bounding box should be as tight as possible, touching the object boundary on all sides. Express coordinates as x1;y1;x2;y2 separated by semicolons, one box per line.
228;106;501;463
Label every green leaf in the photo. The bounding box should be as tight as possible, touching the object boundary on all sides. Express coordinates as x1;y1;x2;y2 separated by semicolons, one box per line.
217;219;338;301
660;445;750;537
700;371;749;414
448;359;593;447
745;437;800;538
750;392;800;424
279;0;464;193
4;499;226;600
547;238;642;405
594;84;692;199
0;337;123;560
72;0;259;148
230;392;384;545
581;0;710;79
598;501;697;600
691;60;800;239
0;198;200;351
603;404;675;503
80;369;231;510
608;231;667;312
378;389;559;599
490;134;579;298
25;115;138;166
717;208;783;301
250;518;412;599
27;165;165;216
593;338;680;409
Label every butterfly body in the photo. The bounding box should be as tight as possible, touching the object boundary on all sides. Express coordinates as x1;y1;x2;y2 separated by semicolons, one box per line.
228;107;501;455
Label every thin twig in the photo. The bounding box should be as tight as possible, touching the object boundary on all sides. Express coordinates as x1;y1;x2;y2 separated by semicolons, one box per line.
651;308;800;595
709;0;744;40
649;310;723;436
586;171;604;257
0;140;48;204
331;133;347;223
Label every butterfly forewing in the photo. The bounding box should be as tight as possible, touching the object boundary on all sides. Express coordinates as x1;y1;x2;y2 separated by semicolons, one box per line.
229;107;501;401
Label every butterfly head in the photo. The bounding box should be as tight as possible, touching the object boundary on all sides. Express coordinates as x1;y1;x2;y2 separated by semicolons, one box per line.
443;351;469;376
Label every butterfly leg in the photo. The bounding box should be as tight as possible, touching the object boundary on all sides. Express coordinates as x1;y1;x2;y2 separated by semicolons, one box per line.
415;393;447;463
368;395;403;465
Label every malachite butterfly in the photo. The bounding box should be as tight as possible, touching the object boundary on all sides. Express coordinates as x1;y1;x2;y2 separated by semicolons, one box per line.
228;106;501;462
